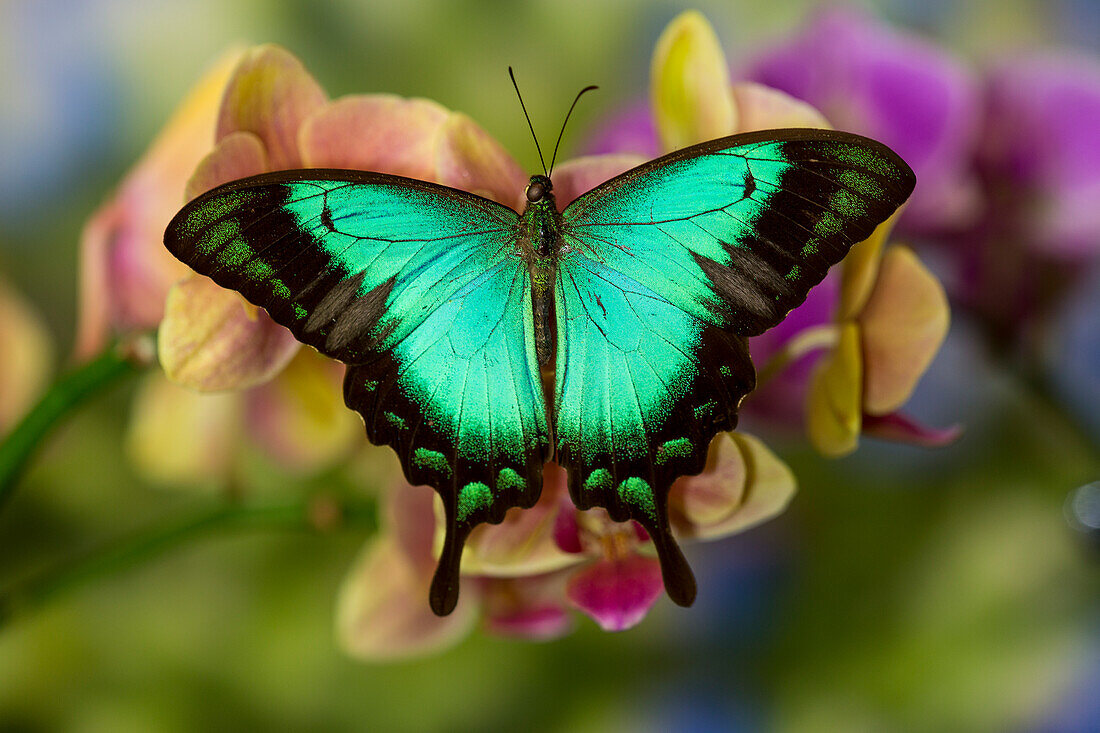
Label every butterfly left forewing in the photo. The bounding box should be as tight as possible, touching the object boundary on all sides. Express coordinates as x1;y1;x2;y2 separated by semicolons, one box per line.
166;171;551;615
556;129;915;604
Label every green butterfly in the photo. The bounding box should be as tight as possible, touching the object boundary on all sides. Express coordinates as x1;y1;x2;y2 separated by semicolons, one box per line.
165;126;914;616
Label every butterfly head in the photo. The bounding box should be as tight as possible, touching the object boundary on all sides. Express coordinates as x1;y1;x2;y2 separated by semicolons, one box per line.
525;175;553;204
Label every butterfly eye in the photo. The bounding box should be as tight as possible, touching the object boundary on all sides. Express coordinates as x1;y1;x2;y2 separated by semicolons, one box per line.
526;181;546;202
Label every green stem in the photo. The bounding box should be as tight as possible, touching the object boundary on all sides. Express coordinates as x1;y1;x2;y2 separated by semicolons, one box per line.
0;496;377;628
0;342;146;508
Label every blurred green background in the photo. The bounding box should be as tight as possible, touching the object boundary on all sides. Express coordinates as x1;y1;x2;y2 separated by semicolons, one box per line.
1;1;1098;731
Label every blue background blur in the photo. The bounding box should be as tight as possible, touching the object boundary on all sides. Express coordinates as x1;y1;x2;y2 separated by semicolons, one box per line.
1;1;1098;731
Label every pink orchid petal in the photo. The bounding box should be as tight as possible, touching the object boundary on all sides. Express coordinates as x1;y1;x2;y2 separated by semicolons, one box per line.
669;433;747;530
77;189;193;358
650;10;736;151
565;554;665;631
185;130;269;200
463;463;579;577
158;276;300;391
434;113;527;207
74;49;244;359
216;45;327;170
481;573;573;640
335;535;479;660
730;82;829;132
858;246;950;415
0;280;53;432
551;154;647;207
806;322;863;457
552;485;585;554
125;371;241;486
243;350;359;473
299;94;449;178
485;605;572;639
862;412;962;447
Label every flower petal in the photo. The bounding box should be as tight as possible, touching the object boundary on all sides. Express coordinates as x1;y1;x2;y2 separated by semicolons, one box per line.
669;433;747;530
650;10;736;151
216;45;327;169
158;276;299;391
582;99;661;159
836;211;899;322
244;350;359;473
862;411;962;447
671;433;796;540
566;554;665;631
299;94;449;178
0;279;53;433
730;82;829;132
858;246;950;415
806;321;863;457
983;52;1100;258
125;371;240;486
550;154;646;207
185;130;269;200
462;463;581;577
335;535;479;660
434;112;528;207
481;573;573;640
745;7;982;233
75;48;245;359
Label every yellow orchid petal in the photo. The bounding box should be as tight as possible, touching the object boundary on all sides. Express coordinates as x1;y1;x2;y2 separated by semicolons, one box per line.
216;44;328;169
730;82;830;132
335;535;479;660
672;433;797;541
158;276;299;392
671;433;748;530
125;371;240;487
651;10;736;151
245;350;360;473
75;48;244;359
806;322;863;457
859;246;950;415
836;210;901;321
0;279;53;433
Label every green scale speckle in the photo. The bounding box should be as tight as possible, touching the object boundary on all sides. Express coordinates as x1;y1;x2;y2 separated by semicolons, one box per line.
655;437;693;465
584;468;613;492
457;481;493;522
197;219;242;259
183;189;262;240
413;447;451;477
496;468;526;492
617;477;657;523
786;265;802;281
384;411;406;430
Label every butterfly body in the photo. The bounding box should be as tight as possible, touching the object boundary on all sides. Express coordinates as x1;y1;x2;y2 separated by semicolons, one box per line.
165;128;915;616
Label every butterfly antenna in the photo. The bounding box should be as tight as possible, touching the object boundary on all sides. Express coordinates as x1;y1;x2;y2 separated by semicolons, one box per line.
509;67;547;176
548;83;598;177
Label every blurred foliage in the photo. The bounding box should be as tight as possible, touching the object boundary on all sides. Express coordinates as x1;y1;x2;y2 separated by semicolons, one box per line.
1;0;1098;731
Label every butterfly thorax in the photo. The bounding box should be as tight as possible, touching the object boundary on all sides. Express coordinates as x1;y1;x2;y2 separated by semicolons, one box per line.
521;175;562;365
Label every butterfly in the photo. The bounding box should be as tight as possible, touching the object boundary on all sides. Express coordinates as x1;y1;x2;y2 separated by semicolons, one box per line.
165;125;914;616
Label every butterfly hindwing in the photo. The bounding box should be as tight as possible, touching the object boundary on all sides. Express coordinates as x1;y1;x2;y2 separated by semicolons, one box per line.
165;171;551;614
556;129;915;601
